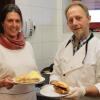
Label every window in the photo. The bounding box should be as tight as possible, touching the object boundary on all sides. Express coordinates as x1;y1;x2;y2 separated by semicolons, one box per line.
81;0;100;32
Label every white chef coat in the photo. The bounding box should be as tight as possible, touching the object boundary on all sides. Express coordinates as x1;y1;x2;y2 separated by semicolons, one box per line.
50;35;100;100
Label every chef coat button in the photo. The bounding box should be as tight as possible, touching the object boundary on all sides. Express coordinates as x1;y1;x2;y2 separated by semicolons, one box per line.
63;74;66;76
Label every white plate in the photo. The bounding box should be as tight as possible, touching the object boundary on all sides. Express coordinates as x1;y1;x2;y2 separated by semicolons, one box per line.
40;84;66;97
13;77;45;85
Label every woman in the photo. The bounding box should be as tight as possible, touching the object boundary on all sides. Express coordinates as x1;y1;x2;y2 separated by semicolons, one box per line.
0;4;38;100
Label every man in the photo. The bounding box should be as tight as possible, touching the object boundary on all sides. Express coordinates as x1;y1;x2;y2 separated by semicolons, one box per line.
50;1;100;100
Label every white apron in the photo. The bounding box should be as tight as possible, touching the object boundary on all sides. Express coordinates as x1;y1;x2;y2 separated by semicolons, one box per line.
0;85;36;100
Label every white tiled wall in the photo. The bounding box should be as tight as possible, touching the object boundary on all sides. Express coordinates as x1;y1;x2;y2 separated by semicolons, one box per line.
16;0;100;71
16;0;60;71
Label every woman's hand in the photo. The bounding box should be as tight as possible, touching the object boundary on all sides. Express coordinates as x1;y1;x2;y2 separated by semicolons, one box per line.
0;76;14;89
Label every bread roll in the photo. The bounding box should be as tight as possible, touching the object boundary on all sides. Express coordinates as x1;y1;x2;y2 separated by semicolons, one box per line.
50;80;69;94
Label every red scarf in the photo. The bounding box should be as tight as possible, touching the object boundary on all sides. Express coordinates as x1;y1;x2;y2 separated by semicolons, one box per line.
0;32;25;50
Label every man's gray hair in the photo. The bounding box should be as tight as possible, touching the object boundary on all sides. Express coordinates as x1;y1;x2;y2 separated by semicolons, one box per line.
65;1;90;19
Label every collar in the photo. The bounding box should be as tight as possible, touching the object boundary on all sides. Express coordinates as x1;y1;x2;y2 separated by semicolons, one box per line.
72;33;92;47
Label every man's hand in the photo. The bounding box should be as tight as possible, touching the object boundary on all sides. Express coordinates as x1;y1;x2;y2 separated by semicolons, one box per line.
63;86;86;99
